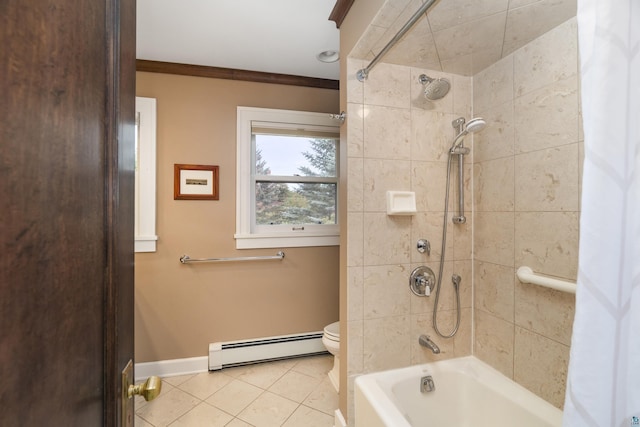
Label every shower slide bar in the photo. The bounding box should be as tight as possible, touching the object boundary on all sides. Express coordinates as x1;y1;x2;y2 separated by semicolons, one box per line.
180;251;285;264
357;0;438;81
516;266;576;294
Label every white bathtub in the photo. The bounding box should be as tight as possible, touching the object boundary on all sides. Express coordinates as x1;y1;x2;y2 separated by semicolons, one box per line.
355;356;562;427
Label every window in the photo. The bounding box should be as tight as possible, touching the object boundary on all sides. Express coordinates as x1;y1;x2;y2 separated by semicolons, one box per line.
236;107;340;249
135;97;158;252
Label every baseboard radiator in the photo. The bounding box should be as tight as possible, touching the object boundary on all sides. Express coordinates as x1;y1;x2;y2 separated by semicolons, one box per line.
208;331;327;371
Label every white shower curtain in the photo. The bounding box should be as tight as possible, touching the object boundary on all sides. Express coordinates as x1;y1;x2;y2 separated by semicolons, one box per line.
564;1;640;426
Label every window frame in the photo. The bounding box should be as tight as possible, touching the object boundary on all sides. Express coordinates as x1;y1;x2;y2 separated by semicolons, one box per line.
235;106;340;249
134;97;158;253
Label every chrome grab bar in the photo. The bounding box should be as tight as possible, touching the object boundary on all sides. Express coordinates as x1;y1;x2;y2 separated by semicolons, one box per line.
180;251;285;264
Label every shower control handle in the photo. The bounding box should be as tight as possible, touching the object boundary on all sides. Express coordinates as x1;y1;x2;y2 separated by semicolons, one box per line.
409;266;436;297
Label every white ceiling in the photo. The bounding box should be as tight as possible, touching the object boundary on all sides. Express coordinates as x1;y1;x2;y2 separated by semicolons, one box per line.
136;0;340;80
136;0;577;81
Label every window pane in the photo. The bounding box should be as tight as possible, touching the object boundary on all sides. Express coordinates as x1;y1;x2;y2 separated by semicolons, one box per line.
255;135;336;177
255;182;337;225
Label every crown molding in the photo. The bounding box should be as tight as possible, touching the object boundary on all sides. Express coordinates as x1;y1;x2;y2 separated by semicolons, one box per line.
136;60;339;90
328;0;355;28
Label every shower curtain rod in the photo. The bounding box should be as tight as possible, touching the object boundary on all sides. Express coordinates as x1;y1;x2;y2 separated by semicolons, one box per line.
356;0;438;82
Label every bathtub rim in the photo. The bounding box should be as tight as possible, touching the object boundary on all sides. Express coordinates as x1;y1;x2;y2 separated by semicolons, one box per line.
354;355;563;427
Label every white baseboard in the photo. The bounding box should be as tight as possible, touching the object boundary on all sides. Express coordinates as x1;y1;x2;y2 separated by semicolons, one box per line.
135;356;208;382
335;409;347;427
135;331;327;381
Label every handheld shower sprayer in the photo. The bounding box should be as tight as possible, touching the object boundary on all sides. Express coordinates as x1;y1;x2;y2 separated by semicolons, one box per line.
450;117;486;153
432;116;488;339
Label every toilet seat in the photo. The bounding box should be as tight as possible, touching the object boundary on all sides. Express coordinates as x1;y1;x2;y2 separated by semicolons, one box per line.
324;321;340;340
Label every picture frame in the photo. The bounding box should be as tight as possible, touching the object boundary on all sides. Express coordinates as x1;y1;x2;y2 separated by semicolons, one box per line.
174;164;219;200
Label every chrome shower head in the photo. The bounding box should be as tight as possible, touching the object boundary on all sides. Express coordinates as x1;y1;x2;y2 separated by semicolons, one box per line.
418;74;450;100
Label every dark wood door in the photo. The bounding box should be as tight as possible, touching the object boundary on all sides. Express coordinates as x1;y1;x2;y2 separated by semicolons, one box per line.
1;0;136;425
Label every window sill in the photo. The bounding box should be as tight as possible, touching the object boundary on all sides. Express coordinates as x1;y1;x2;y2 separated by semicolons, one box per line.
234;233;339;249
135;236;158;253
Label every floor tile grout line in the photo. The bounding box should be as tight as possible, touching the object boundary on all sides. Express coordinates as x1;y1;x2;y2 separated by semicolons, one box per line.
135;355;336;427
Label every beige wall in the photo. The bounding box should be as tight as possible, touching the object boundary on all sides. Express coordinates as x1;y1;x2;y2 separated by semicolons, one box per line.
472;17;580;409
135;72;340;362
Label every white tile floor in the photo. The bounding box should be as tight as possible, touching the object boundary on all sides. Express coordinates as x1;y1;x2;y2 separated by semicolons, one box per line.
135;355;338;427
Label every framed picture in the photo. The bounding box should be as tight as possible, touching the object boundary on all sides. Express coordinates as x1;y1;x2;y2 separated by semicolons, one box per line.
174;164;219;200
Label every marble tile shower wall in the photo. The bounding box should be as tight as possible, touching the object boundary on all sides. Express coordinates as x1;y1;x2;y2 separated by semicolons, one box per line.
472;17;581;409
345;59;473;420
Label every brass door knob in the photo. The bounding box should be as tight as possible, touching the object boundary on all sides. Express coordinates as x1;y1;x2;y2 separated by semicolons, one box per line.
128;376;162;401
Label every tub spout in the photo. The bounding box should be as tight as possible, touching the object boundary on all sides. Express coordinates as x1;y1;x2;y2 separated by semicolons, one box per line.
419;335;440;354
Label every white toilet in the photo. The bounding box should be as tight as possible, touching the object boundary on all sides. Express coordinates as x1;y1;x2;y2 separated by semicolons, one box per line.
322;321;340;392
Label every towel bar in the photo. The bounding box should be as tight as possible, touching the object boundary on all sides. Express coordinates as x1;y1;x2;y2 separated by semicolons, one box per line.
180;251;285;264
